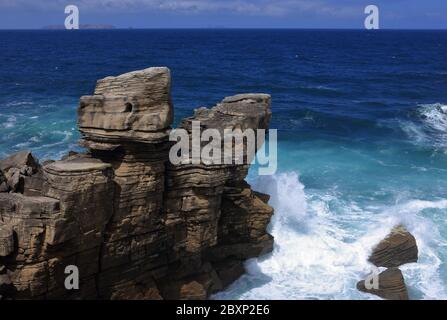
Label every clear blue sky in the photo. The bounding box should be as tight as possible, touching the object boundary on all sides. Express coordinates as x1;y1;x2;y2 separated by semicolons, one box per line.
0;0;446;29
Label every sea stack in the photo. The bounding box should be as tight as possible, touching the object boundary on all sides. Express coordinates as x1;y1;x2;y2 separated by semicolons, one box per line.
0;67;274;300
357;225;418;300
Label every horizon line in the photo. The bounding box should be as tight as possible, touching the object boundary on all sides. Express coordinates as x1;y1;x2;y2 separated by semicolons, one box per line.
1;27;447;31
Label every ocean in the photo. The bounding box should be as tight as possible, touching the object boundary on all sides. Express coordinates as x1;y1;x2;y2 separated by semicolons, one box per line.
1;29;446;299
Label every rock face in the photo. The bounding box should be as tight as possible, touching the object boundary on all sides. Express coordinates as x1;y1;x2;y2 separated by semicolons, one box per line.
357;268;409;300
0;170;7;192
78;67;173;145
357;225;418;300
0;67;274;300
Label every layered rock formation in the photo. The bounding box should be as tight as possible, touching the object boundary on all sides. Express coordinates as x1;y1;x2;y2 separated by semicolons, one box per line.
0;67;274;300
368;225;418;268
357;225;418;300
357;268;409;300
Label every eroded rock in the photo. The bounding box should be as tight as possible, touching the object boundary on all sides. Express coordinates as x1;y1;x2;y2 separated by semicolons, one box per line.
369;225;418;268
357;225;418;300
357;268;409;300
0;67;274;300
0;150;39;173
0;226;14;257
0;151;41;194
78;67;173;145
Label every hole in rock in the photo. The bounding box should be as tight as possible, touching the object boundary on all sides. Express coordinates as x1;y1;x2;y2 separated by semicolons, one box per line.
124;102;133;112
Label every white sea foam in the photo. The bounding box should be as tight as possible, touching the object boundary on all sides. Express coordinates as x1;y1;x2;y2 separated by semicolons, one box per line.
300;85;339;93
418;103;447;133
397;103;447;150
214;172;447;300
5;101;32;107
2;115;17;129
375;199;447;299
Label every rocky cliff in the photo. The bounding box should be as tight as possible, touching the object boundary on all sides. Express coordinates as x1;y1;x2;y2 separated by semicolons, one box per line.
0;67;274;300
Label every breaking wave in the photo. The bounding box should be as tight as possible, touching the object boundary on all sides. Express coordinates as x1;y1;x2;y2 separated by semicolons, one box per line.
214;172;447;300
394;103;447;151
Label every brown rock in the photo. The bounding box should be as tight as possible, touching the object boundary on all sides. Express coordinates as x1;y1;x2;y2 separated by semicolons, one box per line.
0;151;40;194
78;67;173;145
369;225;418;268
23;171;45;196
0;226;14;257
0;67;274;300
357;268;409;300
0;150;38;173
4;168;24;193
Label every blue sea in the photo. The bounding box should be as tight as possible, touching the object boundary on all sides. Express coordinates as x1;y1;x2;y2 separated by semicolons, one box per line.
1;30;447;300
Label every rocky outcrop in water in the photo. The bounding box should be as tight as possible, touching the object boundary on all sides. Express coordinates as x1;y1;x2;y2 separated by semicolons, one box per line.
357;267;409;300
0;67;274;300
368;225;418;268
357;225;418;300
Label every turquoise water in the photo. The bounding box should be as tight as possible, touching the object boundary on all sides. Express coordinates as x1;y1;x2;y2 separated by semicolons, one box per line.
217;131;447;299
1;30;446;299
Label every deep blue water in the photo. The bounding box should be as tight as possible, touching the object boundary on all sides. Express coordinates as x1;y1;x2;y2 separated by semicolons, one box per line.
1;30;447;299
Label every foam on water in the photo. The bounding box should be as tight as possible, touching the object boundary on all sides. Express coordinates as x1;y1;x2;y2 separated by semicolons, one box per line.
418;103;447;133
377;199;447;299
214;172;447;300
393;103;447;151
1;30;446;300
2;115;17;128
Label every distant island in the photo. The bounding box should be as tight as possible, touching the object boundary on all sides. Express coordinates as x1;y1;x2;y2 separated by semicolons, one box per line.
42;24;116;30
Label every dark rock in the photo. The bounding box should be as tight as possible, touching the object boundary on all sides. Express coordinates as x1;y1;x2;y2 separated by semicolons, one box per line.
369;225;418;268
357;268;409;300
0;226;14;257
0;273;12;287
213;259;245;288
0;170;8;192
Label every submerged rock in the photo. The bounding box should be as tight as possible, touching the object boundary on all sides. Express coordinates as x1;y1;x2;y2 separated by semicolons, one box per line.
357;268;409;300
0;67;274;300
369;225;418;268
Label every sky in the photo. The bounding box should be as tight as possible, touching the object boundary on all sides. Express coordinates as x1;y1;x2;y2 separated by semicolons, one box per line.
0;0;446;29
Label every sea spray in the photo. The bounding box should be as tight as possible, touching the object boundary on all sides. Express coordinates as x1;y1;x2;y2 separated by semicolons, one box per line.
215;172;447;300
214;172;379;299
